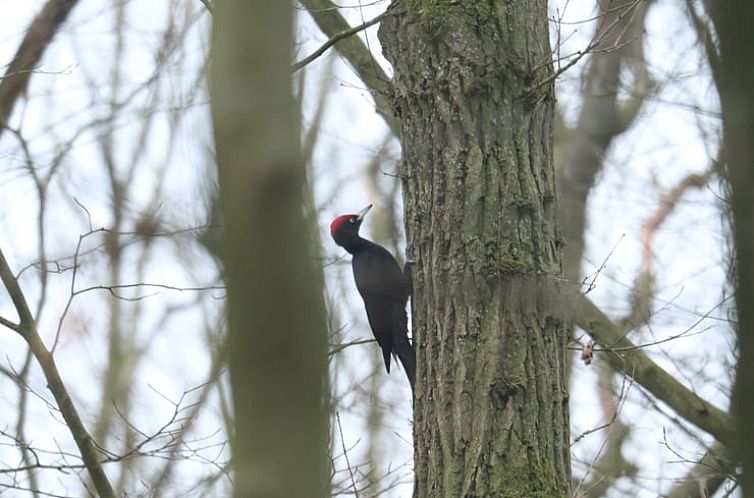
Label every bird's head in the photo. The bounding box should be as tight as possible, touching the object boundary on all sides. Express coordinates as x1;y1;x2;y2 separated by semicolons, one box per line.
330;204;372;247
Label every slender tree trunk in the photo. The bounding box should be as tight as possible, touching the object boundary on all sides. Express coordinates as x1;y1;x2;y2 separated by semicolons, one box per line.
210;2;329;497
708;1;754;495
380;3;571;497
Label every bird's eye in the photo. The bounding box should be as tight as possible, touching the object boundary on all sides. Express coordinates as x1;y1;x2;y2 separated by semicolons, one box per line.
349;218;356;223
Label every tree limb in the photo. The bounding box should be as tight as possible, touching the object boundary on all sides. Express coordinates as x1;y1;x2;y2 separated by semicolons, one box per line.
297;0;398;135
573;293;735;447
293;11;389;73
0;0;80;138
0;246;115;498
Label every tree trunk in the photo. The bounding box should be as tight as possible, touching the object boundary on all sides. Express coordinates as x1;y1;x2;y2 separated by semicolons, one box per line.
380;3;571;497
210;1;329;497
708;1;754;495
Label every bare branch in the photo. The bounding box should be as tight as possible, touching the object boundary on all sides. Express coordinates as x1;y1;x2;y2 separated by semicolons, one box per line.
293;11;390;73
557;0;654;279
573;293;734;446
0;0;80;137
0;245;115;497
336;412;360;498
663;442;735;498
622;169;714;328
297;0;398;135
640;171;714;278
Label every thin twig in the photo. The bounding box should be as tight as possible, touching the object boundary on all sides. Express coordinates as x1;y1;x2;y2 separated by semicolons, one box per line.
336;412;360;498
292;11;389;72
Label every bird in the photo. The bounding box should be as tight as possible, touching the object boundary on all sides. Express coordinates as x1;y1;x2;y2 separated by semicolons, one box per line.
330;204;416;394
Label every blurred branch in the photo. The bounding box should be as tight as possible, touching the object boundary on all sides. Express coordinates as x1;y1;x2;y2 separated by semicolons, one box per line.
0;0;80;137
297;0;399;135
364;133;402;254
198;0;214;14
301;56;335;164
335;412;360;498
639;171;713;277
573;293;735;446
150;333;229;495
328;338;375;357
574;422;636;498
663;442;735;498
0;382;227;480
622;169;714;329
574;363;637;498
557;0;654;279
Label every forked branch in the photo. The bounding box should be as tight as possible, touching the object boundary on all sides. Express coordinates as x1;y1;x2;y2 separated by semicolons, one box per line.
0;246;115;498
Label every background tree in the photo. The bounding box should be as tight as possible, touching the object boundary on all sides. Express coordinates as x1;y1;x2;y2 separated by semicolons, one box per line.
210;0;329;496
702;0;754;495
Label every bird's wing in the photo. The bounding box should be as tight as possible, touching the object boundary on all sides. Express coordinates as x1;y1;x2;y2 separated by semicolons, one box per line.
353;246;409;301
362;296;394;373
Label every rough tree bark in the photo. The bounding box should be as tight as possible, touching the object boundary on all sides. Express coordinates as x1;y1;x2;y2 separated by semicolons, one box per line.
380;2;571;497
210;1;329;497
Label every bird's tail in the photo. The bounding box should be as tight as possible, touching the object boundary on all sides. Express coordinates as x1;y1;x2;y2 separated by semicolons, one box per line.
392;306;416;395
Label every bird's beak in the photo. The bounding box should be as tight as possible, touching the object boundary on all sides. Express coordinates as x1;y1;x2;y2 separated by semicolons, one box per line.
356;204;373;221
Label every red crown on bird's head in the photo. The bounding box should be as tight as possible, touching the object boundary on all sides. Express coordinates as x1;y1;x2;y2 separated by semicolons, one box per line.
329;204;373;238
330;214;356;238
